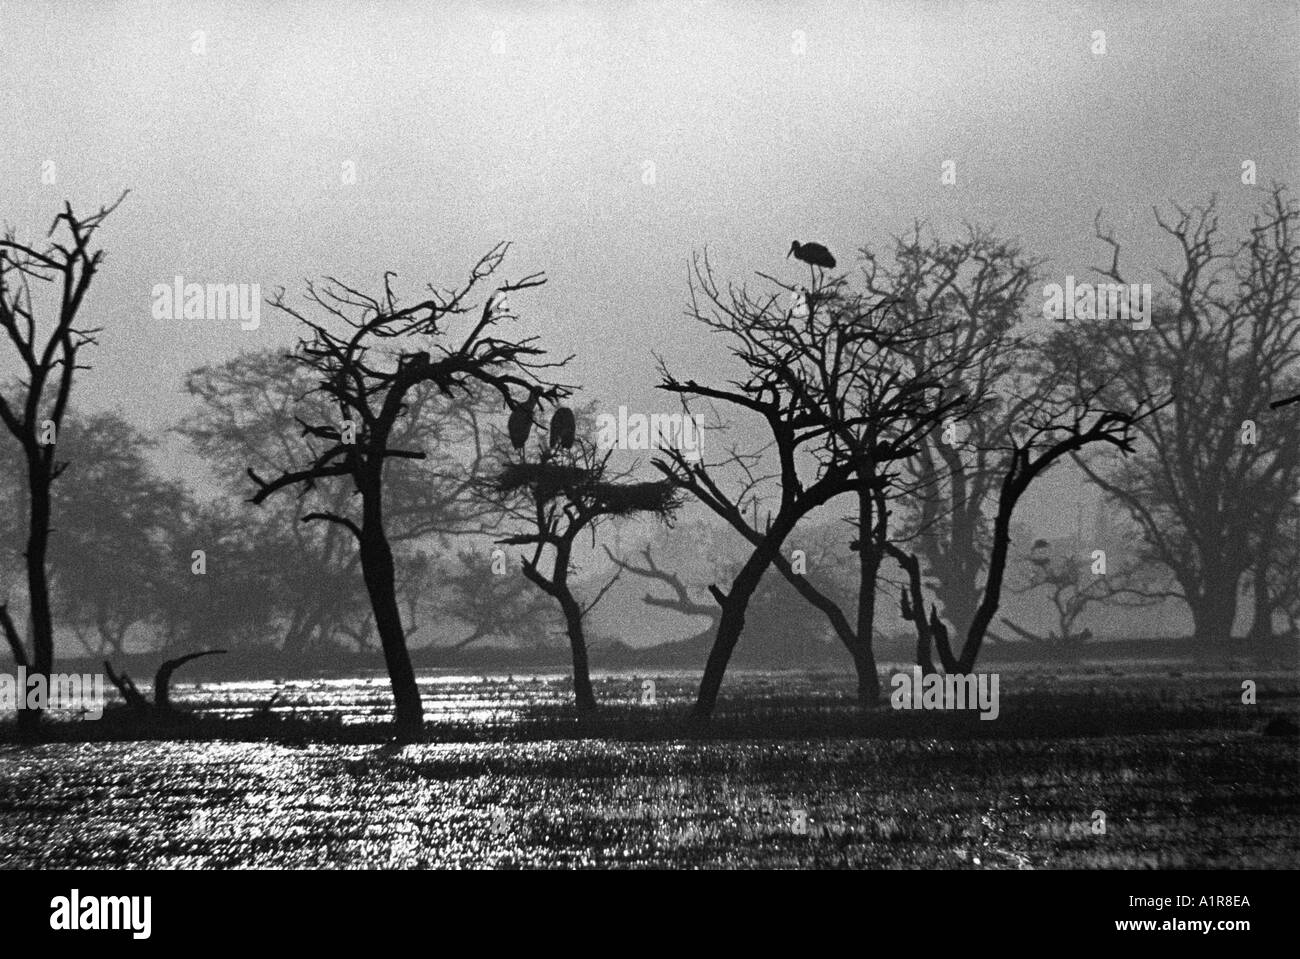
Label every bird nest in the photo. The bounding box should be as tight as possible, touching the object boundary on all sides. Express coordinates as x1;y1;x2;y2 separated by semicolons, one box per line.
495;462;679;517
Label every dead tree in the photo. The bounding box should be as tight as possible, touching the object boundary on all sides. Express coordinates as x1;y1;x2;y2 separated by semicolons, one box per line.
249;244;567;740
0;193;126;736
603;524;848;662
602;541;722;627
889;375;1163;674
1000;539;1166;652
104;649;227;716
493;440;679;714
861;225;1042;640
656;252;971;715
656;257;877;716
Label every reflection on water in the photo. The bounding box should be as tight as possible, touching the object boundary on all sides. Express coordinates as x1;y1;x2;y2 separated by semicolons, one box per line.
0;668;1296;868
178;670;726;725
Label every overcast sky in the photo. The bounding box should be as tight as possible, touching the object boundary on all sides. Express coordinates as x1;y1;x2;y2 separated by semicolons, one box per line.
1;0;1297;538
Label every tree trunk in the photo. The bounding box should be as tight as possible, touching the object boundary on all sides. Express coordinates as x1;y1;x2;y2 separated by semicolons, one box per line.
558;591;597;715
693;551;771;722
358;496;423;740
956;482;1016;673
520;538;598;715
1189;573;1240;649
853;491;881;706
18;468;53;737
1247;556;1273;645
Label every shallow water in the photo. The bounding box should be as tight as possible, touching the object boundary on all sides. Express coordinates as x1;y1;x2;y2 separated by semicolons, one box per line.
1;668;1297;868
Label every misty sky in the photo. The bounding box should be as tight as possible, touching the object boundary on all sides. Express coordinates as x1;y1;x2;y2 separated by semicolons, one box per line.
2;0;1298;543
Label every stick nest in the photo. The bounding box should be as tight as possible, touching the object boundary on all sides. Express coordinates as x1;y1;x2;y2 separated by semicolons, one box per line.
496;462;679;517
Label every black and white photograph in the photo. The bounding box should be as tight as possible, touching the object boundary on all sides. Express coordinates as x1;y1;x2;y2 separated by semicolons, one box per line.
0;0;1294;938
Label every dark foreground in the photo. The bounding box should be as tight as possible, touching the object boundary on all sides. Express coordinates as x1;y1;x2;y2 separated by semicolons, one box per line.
0;666;1296;868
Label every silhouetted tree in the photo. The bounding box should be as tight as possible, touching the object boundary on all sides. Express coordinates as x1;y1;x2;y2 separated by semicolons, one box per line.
153;498;282;652
889;365;1160;673
603;520;845;664
249;245;565;739
1269;500;1300;638
0;193;125;734
1000;535;1165;653
182;348;499;654
492;433;679;714
862;225;1041;639
1066;187;1300;647
655;252;969;716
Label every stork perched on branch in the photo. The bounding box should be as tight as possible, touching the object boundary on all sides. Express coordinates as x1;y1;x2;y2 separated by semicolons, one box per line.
508;386;544;458
788;240;836;269
549;406;576;452
789;240;837;290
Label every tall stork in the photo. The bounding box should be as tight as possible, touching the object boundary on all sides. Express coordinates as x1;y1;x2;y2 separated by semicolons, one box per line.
508;386;544;458
788;240;836;269
549;406;577;452
789;240;836;291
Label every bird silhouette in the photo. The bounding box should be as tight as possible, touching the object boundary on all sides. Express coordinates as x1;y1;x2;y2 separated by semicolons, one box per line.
508;386;543;456
549;406;576;451
788;240;836;269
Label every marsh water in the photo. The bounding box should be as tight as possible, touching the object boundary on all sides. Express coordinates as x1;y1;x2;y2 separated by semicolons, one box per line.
1;667;1297;868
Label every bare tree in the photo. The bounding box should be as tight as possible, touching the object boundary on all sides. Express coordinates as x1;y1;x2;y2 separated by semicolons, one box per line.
603;540;721;627
602;521;846;663
1067;187;1300;648
999;536;1167;653
656;252;972;715
183;347;498;654
493;436;679;714
861;225;1042;639
889;365;1160;674
249;244;566;739
0;194;125;735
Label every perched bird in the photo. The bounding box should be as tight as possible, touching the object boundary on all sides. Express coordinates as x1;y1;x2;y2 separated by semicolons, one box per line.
507;386;543;455
549;406;576;450
788;240;836;270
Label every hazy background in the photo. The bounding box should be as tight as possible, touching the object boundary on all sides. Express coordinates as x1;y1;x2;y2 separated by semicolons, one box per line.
1;0;1297;644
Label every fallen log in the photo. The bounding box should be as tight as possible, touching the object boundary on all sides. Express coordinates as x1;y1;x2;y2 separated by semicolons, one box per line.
104;649;228;715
